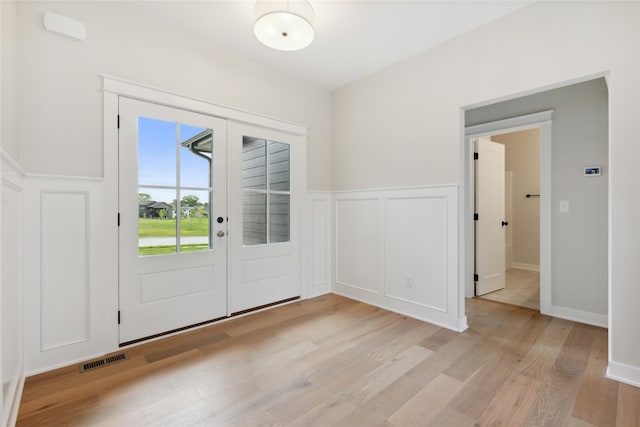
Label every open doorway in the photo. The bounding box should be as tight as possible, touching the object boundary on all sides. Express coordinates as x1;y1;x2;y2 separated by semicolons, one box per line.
462;77;609;327
475;129;541;311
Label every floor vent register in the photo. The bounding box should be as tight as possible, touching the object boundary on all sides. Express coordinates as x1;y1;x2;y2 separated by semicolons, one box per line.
80;353;127;373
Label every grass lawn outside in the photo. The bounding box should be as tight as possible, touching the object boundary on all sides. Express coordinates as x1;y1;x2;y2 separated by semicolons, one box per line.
139;244;210;256
138;217;209;237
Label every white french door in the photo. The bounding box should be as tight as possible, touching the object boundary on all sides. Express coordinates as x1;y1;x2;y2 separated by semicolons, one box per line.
228;122;301;314
118;98;228;343
118;99;302;343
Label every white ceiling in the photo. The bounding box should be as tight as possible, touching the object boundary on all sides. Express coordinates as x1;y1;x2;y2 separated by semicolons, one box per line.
129;1;533;91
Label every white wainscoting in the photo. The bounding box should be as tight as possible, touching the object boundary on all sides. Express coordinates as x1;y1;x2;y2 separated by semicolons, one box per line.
303;192;332;298
23;176;106;375
1;151;25;427
332;185;465;331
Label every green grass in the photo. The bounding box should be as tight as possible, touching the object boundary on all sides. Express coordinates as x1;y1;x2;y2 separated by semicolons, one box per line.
138;244;210;256
138;218;209;237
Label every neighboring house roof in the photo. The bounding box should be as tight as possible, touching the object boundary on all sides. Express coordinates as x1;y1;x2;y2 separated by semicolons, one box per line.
139;200;155;206
148;202;173;209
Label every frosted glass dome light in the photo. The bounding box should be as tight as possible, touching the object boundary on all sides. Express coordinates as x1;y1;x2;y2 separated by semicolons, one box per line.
254;0;315;51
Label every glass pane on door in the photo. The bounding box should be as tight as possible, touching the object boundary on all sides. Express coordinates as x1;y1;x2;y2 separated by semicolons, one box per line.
243;192;267;245
179;189;212;252
138;117;176;187
137;117;215;256
269;194;290;243
242;137;267;190
138;187;177;256
268;141;290;191
180;124;213;188
241;136;291;246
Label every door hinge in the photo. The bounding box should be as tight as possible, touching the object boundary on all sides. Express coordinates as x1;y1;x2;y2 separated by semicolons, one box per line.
474;152;478;160
474;274;479;282
117;213;120;226
117;310;121;325
117;114;120;129
474;213;479;221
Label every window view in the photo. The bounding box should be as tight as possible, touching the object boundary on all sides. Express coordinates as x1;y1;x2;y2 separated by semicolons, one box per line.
137;117;213;256
242;136;290;245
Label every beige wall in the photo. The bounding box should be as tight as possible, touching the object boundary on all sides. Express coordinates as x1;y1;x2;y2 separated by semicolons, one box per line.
331;2;639;374
493;129;540;268
17;1;332;190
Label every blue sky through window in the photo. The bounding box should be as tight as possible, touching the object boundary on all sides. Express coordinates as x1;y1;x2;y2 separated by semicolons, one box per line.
138;117;212;204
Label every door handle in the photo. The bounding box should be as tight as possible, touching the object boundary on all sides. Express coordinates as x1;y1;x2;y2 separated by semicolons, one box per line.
501;221;509;227
217;230;225;237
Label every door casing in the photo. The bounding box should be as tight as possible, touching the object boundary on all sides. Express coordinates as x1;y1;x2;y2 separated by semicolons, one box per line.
103;76;308;351
462;110;553;315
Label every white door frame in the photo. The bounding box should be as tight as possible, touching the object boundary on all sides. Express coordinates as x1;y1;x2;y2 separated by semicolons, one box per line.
103;75;308;352
461;110;553;315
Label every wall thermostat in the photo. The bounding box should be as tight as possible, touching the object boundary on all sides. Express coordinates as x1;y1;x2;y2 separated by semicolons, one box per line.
584;166;601;176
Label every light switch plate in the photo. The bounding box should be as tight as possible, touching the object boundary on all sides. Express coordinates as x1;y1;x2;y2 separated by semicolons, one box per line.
559;200;570;213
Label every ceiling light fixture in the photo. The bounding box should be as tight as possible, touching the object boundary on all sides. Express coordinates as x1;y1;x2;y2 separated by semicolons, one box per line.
254;0;315;51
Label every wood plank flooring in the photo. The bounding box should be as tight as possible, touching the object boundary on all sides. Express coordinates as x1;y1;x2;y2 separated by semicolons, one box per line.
16;294;639;426
479;268;540;310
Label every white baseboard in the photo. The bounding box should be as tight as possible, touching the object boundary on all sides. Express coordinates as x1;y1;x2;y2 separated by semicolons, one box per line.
332;290;466;333
7;374;25;427
550;305;607;328
305;289;332;300
457;315;469;332
607;361;640;388
511;262;540;272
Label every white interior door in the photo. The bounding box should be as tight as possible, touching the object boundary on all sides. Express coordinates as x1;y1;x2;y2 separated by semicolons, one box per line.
119;97;228;344
228;121;301;314
475;137;507;296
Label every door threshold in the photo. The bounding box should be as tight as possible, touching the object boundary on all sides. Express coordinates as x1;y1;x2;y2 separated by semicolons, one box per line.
119;315;228;348
119;296;301;348
230;296;301;317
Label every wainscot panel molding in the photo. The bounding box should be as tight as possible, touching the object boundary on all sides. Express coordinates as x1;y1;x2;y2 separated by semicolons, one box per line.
302;191;331;298
23;176;106;375
332;185;465;331
1;150;25;427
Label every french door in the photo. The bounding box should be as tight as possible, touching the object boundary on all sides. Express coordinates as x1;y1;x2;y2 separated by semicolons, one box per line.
118;98;228;343
228;122;301;314
119;100;301;344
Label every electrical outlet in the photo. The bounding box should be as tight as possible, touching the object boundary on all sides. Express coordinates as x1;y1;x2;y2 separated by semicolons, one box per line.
405;274;414;288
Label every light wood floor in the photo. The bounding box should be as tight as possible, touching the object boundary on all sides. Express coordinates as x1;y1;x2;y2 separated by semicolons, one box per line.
479;268;540;310
17;294;639;426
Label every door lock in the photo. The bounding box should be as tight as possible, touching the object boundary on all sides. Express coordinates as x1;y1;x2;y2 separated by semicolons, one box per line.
217;230;225;237
501;221;509;227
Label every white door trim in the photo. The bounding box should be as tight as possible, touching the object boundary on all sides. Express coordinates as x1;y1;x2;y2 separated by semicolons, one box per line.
102;75;308;136
461;110;553;315
103;76;308;353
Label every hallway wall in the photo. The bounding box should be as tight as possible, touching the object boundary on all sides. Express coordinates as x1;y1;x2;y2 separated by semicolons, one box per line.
492;129;540;270
467;78;608;319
